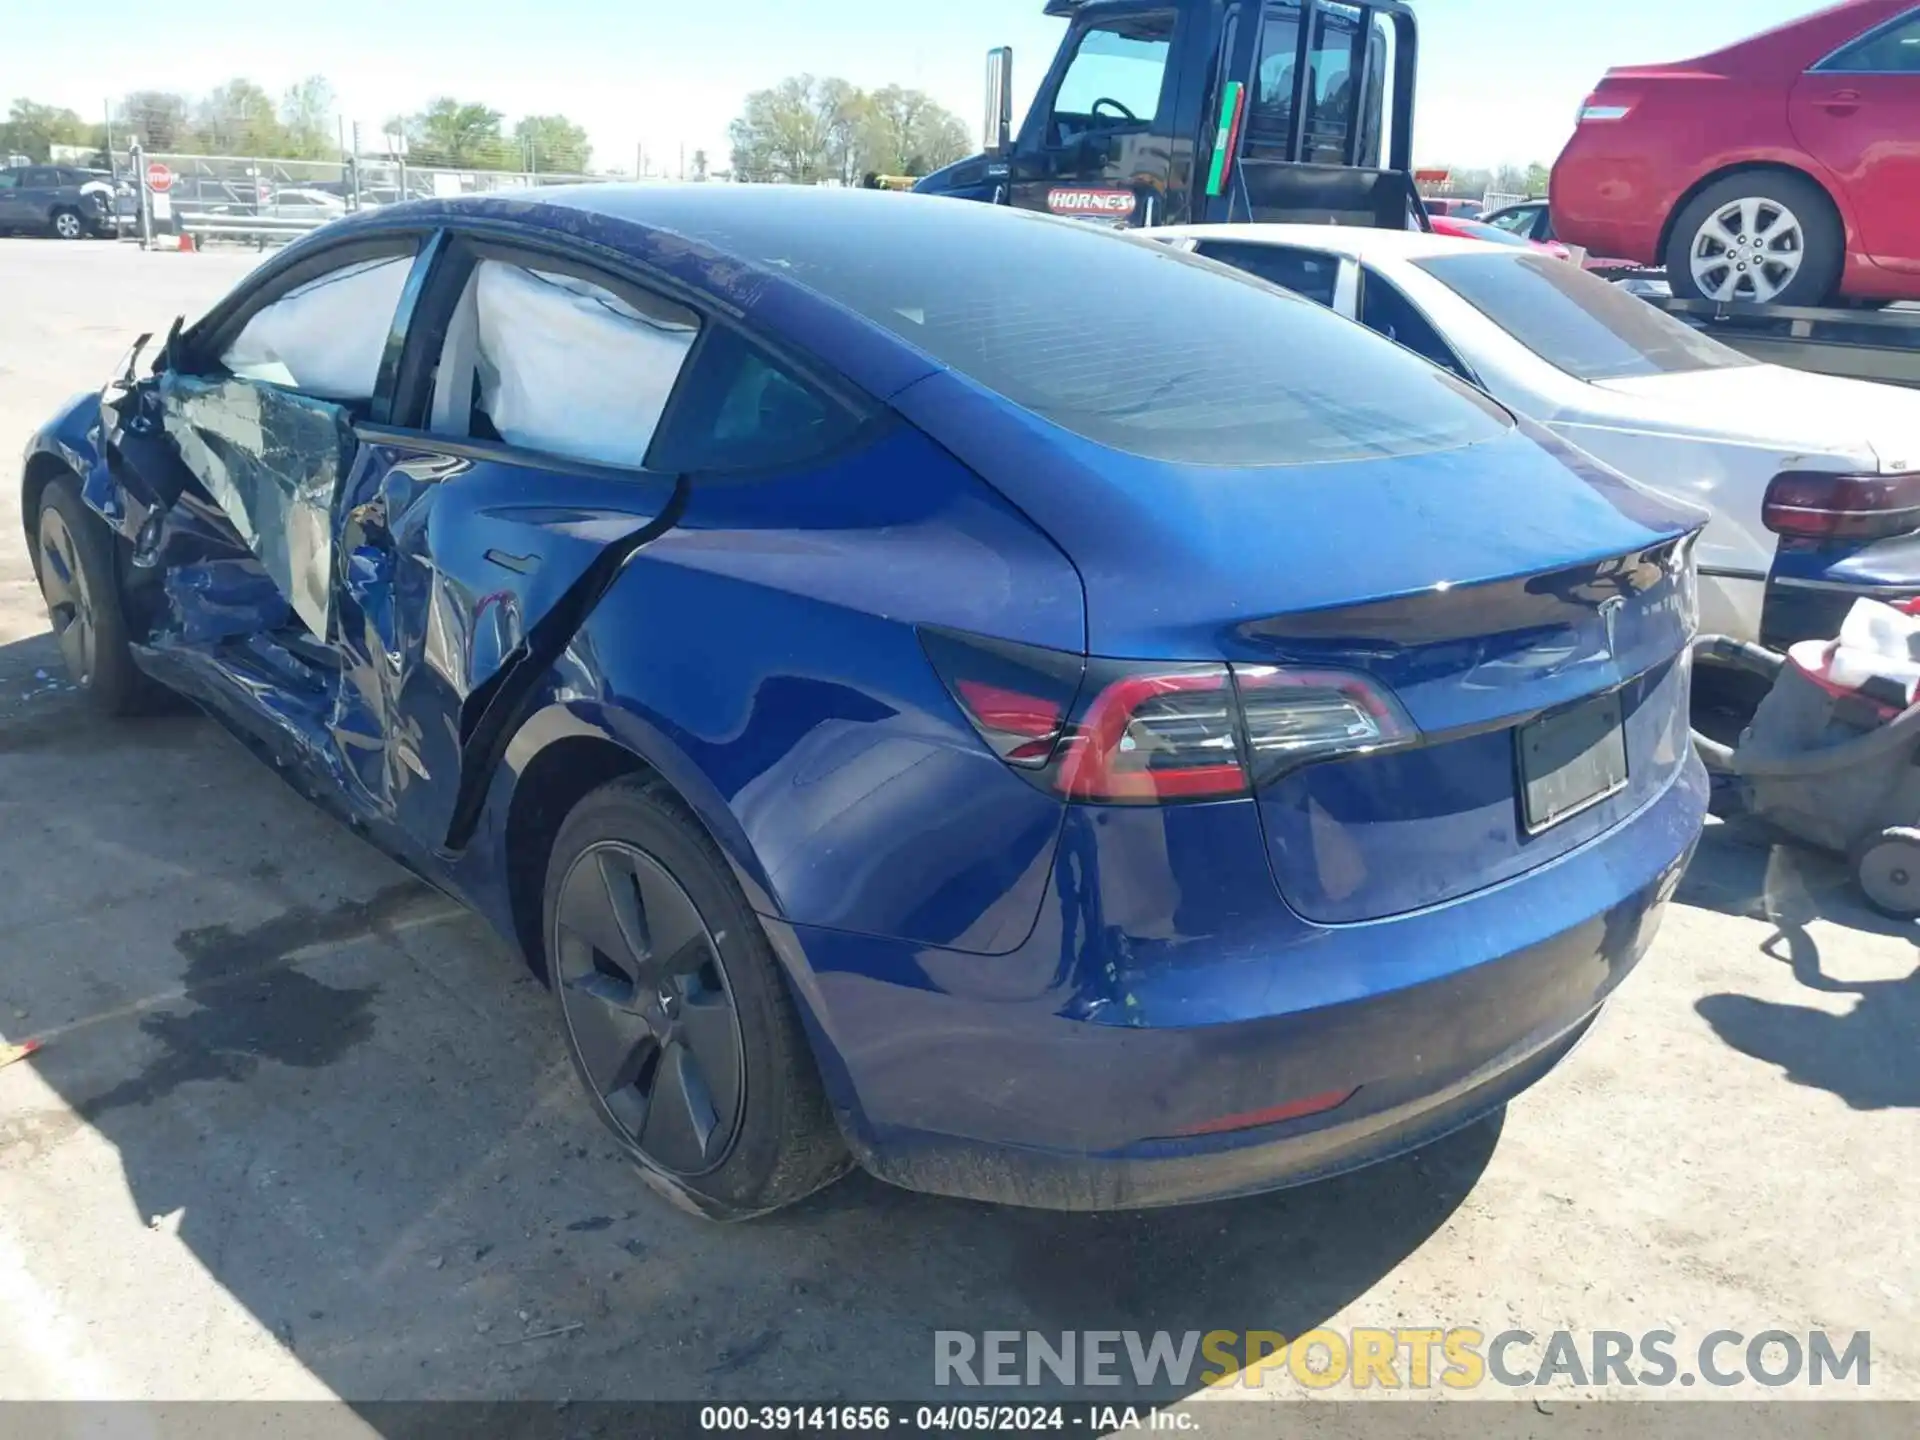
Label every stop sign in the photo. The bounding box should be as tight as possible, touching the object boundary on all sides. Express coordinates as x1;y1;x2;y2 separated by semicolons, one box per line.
145;161;173;193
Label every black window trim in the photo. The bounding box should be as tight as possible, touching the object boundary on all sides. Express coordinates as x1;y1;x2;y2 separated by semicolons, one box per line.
1353;263;1482;388
374;224;883;484
1809;3;1920;72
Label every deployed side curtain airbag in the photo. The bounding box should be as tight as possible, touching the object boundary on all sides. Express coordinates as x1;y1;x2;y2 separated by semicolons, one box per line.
472;261;698;468
221;256;412;402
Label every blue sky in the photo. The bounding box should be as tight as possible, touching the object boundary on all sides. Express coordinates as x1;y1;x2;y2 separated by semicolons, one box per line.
6;0;1823;174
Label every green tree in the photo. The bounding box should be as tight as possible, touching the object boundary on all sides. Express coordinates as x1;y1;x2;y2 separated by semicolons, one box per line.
196;78;285;155
280;76;336;160
690;148;709;182
405;98;508;168
728;74;865;185
119;92;192;151
0;99;89;163
857;86;968;179
513;114;591;173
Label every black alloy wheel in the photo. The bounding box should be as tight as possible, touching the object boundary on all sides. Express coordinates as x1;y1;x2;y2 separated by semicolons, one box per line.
552;840;746;1176
37;501;98;688
34;473;155;715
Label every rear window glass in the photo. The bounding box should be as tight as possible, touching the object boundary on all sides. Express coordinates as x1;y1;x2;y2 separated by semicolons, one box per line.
683;201;1509;467
1416;251;1755;381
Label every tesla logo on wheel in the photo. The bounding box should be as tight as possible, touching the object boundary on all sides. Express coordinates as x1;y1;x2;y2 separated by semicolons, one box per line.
1047;188;1135;217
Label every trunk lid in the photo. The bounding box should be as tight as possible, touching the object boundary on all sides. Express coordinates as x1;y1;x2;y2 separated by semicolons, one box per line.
895;381;1705;921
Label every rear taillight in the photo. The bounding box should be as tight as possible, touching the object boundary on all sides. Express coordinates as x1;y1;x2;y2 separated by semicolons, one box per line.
1576;92;1633;123
1234;666;1415;788
1056;666;1247;800
1762;470;1920;541
919;627;1083;768
922;628;1415;804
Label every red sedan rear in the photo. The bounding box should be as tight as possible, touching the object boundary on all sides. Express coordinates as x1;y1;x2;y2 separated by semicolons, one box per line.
1551;0;1920;305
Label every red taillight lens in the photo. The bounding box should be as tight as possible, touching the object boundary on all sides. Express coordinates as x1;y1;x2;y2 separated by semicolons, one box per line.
1762;470;1920;541
922;628;1417;805
954;678;1063;763
1055;666;1246;800
921;627;1084;769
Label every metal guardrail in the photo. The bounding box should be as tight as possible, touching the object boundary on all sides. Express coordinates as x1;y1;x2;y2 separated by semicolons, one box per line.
176;212;332;249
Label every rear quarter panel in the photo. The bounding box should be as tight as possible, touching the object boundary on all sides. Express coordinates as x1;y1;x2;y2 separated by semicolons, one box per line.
1552;79;1847;263
491;423;1088;958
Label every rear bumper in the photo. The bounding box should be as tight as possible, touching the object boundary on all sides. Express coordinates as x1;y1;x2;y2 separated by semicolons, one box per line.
1763;532;1920;649
775;751;1707;1210
1550;145;1667;265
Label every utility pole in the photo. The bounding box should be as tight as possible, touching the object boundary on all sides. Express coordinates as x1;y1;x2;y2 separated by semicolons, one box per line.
635;142;642;179
679;142;685;181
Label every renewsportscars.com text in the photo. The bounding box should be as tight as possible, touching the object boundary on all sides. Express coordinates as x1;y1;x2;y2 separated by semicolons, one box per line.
934;1328;1872;1391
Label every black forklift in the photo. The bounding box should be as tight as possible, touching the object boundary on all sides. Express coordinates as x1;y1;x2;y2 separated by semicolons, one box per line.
914;0;1425;231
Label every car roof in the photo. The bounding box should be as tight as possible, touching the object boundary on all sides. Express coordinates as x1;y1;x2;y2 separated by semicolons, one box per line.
1139;222;1521;264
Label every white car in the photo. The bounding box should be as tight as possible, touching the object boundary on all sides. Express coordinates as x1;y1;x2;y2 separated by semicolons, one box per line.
1144;223;1920;648
267;188;348;223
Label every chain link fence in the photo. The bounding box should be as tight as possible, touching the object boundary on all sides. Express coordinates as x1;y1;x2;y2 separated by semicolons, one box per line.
115;150;611;242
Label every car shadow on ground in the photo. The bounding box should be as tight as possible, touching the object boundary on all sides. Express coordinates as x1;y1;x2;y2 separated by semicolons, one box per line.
0;630;1500;1412
1678;814;1918;1112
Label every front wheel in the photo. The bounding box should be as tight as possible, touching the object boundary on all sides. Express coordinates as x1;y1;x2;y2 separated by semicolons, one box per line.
49;207;86;240
35;474;156;715
1665;172;1842;307
543;774;849;1219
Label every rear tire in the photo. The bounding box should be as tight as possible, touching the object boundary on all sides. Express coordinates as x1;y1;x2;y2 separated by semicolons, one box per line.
34;474;158;717
1665;171;1842;307
543;774;849;1219
49;207;86;241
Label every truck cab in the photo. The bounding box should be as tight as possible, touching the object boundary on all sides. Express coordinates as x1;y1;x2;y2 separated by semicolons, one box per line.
915;0;1422;231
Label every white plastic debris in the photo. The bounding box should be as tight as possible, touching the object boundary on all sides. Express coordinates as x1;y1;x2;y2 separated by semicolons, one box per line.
1827;598;1920;700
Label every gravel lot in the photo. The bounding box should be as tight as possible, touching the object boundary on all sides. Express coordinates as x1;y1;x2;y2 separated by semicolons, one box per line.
0;238;1912;1414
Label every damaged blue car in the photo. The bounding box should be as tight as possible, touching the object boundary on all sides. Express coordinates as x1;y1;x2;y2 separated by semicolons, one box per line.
21;186;1708;1217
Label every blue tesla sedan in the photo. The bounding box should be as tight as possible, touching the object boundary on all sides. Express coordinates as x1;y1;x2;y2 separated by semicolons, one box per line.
21;186;1708;1217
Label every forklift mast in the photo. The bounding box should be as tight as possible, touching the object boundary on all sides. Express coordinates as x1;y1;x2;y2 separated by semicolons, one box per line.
918;0;1425;232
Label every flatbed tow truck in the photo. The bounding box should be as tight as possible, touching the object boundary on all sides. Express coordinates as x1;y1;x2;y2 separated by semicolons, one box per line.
915;0;1425;231
917;0;1920;389
1639;293;1920;390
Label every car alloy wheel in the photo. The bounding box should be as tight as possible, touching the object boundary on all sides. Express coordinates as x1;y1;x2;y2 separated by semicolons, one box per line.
51;210;85;240
37;503;97;687
1688;197;1805;304
551;841;746;1177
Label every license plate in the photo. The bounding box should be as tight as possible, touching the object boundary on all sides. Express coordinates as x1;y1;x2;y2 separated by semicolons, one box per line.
1518;691;1629;834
